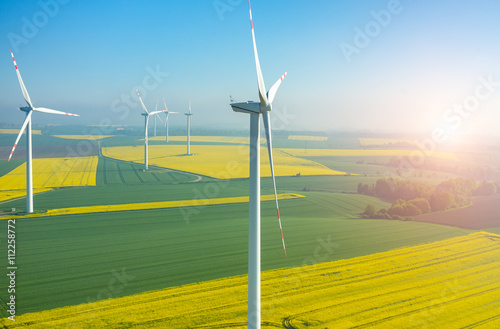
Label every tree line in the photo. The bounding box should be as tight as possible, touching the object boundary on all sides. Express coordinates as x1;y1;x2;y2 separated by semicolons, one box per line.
358;177;498;220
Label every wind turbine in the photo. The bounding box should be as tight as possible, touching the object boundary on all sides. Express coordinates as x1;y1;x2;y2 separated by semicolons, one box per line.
184;100;194;155
229;1;288;328
136;89;168;170
8;50;80;214
162;97;178;143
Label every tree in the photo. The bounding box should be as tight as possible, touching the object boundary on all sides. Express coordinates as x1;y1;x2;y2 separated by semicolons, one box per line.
430;191;453;212
474;181;497;196
362;204;377;218
387;204;404;217
375;178;396;199
408;198;431;214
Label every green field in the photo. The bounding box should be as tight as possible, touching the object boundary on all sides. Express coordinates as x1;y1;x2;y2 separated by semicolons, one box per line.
95;157;198;185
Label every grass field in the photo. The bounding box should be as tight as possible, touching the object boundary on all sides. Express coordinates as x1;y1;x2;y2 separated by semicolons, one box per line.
3;232;498;328
0;189;473;316
102;145;347;178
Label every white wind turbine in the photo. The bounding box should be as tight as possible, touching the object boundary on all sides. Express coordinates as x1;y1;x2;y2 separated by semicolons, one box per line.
229;1;288;328
162;97;178;143
136;89;168;170
7;50;80;214
184;100;194;155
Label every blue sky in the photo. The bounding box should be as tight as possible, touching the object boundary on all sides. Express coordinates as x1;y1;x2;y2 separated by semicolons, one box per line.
1;0;500;137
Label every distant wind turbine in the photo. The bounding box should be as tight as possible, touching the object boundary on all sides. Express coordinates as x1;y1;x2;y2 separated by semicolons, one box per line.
162;97;178;143
185;100;194;155
229;1;288;328
8;50;80;214
136;89;168;170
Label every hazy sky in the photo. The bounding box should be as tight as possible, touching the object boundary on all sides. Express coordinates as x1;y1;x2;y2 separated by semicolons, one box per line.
1;0;500;137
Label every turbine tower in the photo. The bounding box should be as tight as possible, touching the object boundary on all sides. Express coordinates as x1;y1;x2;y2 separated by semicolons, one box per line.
229;1;288;328
8;50;80;214
136;89;168;170
185;100;194;155
162;97;178;143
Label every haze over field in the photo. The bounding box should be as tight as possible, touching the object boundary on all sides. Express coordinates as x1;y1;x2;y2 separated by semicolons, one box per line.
1;0;500;138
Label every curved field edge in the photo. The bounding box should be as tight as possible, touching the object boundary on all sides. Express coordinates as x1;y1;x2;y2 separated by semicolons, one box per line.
3;232;499;328
0;193;304;220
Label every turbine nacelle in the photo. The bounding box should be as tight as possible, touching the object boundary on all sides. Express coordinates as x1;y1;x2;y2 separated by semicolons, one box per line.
20;106;31;112
230;101;270;114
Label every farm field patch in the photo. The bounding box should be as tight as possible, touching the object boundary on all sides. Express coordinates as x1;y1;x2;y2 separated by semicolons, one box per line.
2;193;304;220
95;156;198;185
52;135;114;140
0;129;41;135
359;137;417;146
102;145;346;178
0;188;52;203
414;194;500;229
4;232;498;328
0;157;98;190
146;136;254;144
288;135;328;141
281;148;459;161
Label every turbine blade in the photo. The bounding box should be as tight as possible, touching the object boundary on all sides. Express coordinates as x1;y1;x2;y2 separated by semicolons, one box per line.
136;89;149;114
155;100;158;112
10;50;33;107
34;107;80;116
189;99;192;114
262;111;287;258
162;97;169;111
157;113;164;124
267;71;288;104
248;0;268;107
8;111;32;161
149;109;168;116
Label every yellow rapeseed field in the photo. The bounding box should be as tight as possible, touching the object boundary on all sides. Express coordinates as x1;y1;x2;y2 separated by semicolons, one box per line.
102;145;346;178
4;232;499;328
282;148;459;161
0;128;42;135
0;188;52;203
288;135;328;141
2;193;304;220
0;157;98;191
52;135;114;140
